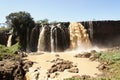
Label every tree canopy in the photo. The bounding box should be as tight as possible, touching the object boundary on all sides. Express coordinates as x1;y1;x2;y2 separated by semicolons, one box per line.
6;11;35;34
6;11;35;51
36;19;49;25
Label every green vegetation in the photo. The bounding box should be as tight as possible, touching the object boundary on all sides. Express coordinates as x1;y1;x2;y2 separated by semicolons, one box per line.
65;78;80;80
96;49;120;78
65;48;120;80
6;11;35;51
0;43;20;60
95;49;120;63
37;19;49;25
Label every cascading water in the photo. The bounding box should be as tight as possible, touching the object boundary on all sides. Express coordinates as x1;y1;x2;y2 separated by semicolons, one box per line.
50;25;55;52
36;23;70;52
29;25;40;52
26;22;94;80
7;34;12;47
7;29;13;47
37;26;45;52
69;22;91;50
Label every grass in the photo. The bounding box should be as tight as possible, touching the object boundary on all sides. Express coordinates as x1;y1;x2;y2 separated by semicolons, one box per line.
65;48;120;80
0;43;20;60
98;50;120;78
96;50;120;63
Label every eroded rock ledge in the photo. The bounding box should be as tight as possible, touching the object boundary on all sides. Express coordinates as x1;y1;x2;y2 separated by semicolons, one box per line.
0;59;33;80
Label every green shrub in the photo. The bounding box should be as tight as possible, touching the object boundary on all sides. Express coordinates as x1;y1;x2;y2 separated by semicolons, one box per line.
96;50;120;63
0;43;20;59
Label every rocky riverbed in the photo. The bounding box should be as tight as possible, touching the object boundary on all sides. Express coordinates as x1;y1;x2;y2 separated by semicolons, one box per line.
25;51;102;80
1;47;120;80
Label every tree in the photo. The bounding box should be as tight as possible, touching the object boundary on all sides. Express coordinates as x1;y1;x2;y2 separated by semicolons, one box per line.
50;21;58;25
6;11;35;51
37;19;49;25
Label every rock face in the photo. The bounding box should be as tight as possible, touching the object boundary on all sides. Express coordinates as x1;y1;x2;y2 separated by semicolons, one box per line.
1;21;120;51
0;59;33;80
82;20;120;47
0;30;9;46
30;24;41;52
0;60;25;80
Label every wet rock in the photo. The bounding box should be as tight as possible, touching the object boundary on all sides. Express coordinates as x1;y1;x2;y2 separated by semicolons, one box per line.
26;67;40;80
89;54;97;61
55;54;60;57
72;75;81;78
50;73;59;79
0;60;25;80
50;58;64;63
74;52;92;58
50;73;56;79
97;62;109;70
0;58;2;61
83;52;91;58
23;61;33;72
89;56;96;61
74;54;82;58
72;75;93;79
0;63;4;66
81;75;91;79
17;51;28;57
68;67;79;73
98;64;106;70
48;66;58;73
35;52;44;55
75;50;97;59
48;58;73;73
90;50;97;54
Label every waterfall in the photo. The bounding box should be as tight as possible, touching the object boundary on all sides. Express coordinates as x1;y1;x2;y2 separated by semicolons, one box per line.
36;23;70;52
37;27;45;52
7;29;13;47
50;25;55;52
54;27;58;52
69;22;91;50
7;34;12;47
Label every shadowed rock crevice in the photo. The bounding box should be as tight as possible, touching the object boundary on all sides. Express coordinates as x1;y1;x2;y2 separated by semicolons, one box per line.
0;59;33;80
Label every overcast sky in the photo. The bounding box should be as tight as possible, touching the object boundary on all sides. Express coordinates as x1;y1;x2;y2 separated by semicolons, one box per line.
0;0;120;23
